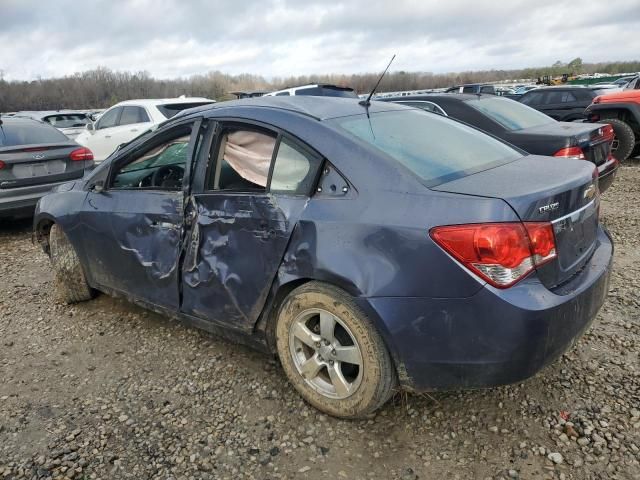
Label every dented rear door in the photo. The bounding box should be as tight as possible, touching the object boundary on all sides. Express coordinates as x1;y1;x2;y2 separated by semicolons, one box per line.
181;192;307;330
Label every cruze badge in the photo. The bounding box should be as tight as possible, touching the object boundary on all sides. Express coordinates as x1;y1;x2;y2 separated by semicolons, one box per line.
539;202;560;214
583;184;596;200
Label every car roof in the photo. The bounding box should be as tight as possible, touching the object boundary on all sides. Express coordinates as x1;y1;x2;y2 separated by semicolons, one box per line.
14;110;89;119
178;96;409;122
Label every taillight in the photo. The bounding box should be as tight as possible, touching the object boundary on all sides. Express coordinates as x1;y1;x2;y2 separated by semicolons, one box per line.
69;147;94;161
601;124;614;141
553;146;585;160
430;222;557;288
0;160;5;170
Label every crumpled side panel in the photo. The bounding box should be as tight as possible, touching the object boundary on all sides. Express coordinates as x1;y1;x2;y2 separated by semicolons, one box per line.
181;194;307;330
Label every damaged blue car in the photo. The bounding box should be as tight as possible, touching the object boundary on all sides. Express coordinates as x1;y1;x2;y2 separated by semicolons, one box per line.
34;97;613;418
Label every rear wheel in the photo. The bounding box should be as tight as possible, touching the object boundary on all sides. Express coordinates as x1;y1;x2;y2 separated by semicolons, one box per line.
275;282;397;418
603;118;635;162
49;224;93;304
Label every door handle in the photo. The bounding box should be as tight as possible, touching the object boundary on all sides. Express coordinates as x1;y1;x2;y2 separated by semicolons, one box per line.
105;135;112;138
130;129;138;132
151;221;178;230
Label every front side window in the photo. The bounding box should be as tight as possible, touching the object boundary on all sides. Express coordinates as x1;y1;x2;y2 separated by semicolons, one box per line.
465;96;554;130
111;126;192;190
331;110;521;186
520;91;543;106
119;106;150;126
96;108;121;129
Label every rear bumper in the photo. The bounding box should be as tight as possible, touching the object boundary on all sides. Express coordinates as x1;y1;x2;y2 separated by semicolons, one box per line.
0;182;67;218
360;226;613;391
597;157;618;193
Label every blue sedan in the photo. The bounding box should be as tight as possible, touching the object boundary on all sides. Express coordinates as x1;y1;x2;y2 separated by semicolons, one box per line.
33;97;612;418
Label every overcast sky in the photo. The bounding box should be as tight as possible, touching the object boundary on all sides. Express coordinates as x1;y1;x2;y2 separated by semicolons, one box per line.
1;0;639;81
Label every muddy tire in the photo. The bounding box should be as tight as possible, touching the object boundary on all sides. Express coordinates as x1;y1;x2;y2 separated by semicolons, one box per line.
275;282;397;418
603;118;635;162
49;224;93;304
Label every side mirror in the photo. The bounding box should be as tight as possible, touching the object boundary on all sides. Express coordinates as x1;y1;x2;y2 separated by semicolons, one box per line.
86;123;95;133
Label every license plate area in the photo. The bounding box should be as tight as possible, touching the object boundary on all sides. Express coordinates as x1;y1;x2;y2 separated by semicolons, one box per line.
12;160;66;178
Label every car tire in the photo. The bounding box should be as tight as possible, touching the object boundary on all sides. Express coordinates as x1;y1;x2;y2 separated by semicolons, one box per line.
603;118;635;162
49;224;93;304
275;282;397;418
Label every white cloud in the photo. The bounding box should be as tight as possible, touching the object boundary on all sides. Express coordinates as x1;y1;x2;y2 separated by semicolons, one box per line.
0;0;638;80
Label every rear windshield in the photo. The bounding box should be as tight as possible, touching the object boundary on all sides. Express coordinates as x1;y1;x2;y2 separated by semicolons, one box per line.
156;102;214;119
465;96;554;131
43;114;90;128
0;121;68;146
331;109;521;186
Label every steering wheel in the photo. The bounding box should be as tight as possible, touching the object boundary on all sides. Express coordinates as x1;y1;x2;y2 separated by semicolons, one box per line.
151;165;184;189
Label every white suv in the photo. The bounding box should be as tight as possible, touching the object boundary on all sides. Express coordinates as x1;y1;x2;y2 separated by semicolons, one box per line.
264;84;357;98
76;97;214;162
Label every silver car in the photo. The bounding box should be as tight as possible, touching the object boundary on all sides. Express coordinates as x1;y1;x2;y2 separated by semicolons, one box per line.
0;116;94;218
14;110;93;140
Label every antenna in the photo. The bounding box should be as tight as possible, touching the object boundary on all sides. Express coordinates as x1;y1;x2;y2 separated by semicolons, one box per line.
359;54;396;108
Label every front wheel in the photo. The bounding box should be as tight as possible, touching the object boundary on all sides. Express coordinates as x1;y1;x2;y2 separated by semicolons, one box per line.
49;224;93;304
603;118;635;162
275;282;397;418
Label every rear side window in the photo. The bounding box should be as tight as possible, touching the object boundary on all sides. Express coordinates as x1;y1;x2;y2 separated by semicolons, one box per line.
295;87;357;98
44;114;90;128
119;106;150;125
545;91;577;104
270;138;320;194
465;97;554;130
0;121;68;146
332;110;521;186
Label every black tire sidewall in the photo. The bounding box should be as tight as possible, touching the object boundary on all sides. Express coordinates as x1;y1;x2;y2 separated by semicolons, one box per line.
604;118;635;162
275;283;396;418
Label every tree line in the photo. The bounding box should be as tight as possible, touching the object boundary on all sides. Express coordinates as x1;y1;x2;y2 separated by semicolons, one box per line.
1;59;639;112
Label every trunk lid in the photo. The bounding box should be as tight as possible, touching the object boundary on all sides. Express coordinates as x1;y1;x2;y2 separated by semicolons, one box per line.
0;143;87;189
509;122;612;167
433;155;599;288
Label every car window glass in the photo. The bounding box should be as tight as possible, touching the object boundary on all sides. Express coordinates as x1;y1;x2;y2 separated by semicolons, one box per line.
111;127;192;190
119;106;150;126
332;110;520;187
275;91;290;96
462;86;476;94
44;114;90;128
465;97;554;131
0;121;68;146
211;129;276;192
96;107;120;129
480;86;494;94
270;138;320;194
399;101;446;115
295;87;321;96
520;92;543;105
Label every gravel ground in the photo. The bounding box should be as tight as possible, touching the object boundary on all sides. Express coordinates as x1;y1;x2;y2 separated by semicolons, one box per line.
1;161;639;480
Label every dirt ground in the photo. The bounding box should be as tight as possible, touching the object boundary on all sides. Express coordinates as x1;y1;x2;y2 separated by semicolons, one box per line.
1;162;639;480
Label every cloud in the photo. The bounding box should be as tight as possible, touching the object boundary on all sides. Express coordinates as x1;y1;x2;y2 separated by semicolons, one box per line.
1;0;639;80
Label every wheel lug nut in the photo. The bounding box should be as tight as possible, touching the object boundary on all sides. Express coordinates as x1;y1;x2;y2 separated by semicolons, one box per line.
315;342;320;347
331;349;336;356
329;360;334;365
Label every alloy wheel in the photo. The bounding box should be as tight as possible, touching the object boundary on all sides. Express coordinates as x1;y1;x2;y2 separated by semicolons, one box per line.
288;308;363;399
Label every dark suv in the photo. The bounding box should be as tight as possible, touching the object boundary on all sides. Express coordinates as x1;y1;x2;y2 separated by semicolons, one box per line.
518;86;611;121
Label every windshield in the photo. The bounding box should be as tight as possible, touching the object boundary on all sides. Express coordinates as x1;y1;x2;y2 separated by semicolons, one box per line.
465;96;554;131
44;114;90;128
331;109;521;186
156;102;214;119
